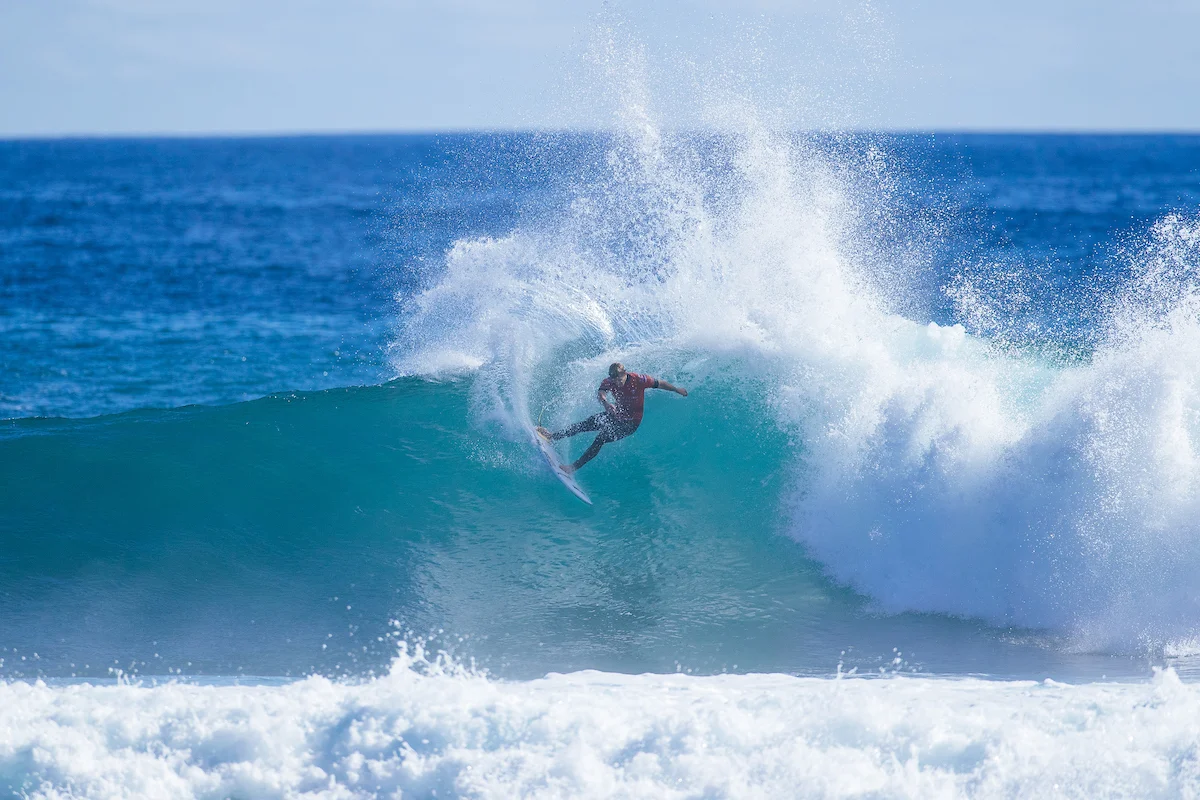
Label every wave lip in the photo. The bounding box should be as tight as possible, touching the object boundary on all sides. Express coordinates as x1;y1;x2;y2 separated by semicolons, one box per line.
794;215;1200;653
3;649;1200;799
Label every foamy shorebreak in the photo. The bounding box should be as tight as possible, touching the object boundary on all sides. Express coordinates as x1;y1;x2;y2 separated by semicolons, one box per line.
3;653;1198;799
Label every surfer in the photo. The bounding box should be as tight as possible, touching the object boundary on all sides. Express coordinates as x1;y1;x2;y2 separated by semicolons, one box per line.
537;362;687;473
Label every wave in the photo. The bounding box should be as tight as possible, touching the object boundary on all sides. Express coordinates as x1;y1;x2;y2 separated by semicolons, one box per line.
3;648;1199;800
4;377;874;679
9;124;1200;667
386;89;1200;653
8;87;1200;664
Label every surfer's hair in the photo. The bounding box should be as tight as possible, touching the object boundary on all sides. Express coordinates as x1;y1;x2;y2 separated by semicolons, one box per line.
608;362;625;378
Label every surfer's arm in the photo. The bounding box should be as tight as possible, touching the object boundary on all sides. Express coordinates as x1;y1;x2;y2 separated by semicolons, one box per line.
597;387;617;414
654;379;688;397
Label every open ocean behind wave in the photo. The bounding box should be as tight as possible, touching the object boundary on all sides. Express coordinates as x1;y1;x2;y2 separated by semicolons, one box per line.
4;129;1200;798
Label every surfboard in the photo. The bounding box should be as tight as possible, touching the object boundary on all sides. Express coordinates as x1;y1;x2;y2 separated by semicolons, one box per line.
532;428;592;505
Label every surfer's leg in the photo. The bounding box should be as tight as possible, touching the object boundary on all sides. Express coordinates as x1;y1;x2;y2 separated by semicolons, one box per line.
569;420;635;471
553;413;606;440
571;433;610;471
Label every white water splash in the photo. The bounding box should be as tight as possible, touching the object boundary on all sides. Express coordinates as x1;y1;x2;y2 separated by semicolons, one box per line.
389;34;1200;653
4;647;1200;799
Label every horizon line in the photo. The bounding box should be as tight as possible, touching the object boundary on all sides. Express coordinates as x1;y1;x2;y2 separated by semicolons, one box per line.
4;126;1200;143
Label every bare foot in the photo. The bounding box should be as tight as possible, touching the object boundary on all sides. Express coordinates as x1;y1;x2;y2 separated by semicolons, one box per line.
536;426;552;439
559;463;575;476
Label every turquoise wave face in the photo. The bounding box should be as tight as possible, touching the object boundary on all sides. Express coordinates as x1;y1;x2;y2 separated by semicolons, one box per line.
0;375;1142;681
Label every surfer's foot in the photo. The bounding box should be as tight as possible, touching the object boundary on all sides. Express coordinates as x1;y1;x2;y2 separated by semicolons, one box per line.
536;426;553;440
559;464;575;476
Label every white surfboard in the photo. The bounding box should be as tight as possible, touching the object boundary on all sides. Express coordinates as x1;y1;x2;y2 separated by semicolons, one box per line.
532;428;592;505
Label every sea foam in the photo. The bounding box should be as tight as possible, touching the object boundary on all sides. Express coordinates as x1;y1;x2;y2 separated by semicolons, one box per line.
3;648;1199;799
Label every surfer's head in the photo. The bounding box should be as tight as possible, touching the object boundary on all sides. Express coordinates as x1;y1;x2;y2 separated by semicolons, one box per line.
608;362;628;385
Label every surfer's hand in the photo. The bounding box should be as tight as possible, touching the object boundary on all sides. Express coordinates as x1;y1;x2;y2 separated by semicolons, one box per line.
676;387;688;397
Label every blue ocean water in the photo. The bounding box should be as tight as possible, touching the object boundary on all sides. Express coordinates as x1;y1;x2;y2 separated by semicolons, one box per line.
4;130;1200;797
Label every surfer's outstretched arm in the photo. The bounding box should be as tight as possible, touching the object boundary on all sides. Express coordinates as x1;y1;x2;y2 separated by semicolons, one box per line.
655;379;688;397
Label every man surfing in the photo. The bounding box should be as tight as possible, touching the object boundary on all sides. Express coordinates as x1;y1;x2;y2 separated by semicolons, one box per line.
537;362;688;473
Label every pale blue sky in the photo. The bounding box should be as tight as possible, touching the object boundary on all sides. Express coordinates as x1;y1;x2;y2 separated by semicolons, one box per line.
1;0;1197;136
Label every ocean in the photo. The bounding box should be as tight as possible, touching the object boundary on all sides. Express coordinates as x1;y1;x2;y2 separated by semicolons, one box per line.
3;129;1200;797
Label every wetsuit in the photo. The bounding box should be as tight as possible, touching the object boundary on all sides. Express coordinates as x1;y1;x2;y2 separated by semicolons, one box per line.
550;372;659;468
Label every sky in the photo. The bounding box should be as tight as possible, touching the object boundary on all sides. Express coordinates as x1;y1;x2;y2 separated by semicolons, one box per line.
1;0;1198;136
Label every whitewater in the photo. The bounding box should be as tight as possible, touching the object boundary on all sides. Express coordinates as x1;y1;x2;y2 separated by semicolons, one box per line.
6;67;1200;800
5;648;1200;799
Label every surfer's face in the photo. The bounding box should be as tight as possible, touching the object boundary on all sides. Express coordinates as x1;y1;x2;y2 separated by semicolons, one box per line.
613;368;627;385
